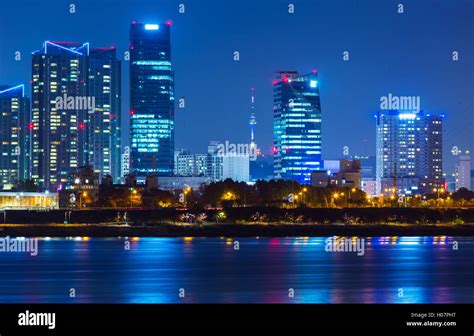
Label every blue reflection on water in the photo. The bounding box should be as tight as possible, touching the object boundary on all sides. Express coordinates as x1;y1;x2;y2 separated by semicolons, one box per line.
0;236;472;303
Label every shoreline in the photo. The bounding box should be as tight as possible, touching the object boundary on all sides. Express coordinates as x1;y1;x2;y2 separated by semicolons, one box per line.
0;222;473;237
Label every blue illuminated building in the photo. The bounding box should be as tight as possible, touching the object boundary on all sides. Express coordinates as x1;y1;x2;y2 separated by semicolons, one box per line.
0;85;30;189
88;47;122;183
129;22;175;181
31;41;89;190
31;41;122;190
375;110;444;195
273;70;322;184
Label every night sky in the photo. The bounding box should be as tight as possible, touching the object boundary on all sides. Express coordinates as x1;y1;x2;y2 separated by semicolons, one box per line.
0;0;473;173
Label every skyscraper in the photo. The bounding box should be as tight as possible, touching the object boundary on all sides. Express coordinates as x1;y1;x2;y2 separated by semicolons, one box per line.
206;141;223;181
375;110;444;195
32;41;122;190
31;41;89;190
121;146;131;183
88;47;121;183
0;85;30;189
273;70;322;184
129;22;175;182
455;153;471;191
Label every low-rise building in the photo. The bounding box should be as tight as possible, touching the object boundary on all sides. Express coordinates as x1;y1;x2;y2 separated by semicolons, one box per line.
311;159;361;188
0;192;58;210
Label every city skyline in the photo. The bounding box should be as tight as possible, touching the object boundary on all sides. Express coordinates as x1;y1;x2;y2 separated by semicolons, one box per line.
0;2;473;329
0;0;472;176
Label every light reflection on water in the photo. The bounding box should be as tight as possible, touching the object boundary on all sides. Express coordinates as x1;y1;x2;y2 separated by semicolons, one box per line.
0;236;472;303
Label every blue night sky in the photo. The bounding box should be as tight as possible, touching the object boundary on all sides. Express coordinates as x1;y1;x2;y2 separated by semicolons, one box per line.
0;0;473;173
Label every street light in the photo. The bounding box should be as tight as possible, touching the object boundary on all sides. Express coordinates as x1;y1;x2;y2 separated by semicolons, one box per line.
331;193;339;208
433;187;445;205
183;188;191;206
130;189;137;207
81;191;88;208
344;187;357;207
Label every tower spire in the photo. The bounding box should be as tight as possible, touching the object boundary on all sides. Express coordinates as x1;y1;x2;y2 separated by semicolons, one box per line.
250;88;257;147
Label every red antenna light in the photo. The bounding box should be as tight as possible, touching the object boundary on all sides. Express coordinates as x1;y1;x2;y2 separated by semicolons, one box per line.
166;19;173;26
282;77;289;83
272;80;278;86
79;122;85;129
28;122;34;129
130;110;135;115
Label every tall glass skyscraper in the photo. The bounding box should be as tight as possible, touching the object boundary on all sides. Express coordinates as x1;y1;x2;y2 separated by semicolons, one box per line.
129;22;175;181
32;41;122;190
375;110;444;195
273;71;322;184
32;41;89;190
0;85;30;189
88;47;122;183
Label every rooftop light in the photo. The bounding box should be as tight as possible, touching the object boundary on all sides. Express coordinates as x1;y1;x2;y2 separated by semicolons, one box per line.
145;24;159;30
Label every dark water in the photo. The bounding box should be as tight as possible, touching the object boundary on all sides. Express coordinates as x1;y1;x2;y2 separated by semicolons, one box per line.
0;236;472;303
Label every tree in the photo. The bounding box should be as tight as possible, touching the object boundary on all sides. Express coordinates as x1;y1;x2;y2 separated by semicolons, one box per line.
452;188;474;202
142;189;174;208
13;179;38;192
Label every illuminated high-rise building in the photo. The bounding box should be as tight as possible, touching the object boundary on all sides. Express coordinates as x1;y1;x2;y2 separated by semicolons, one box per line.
32;41;122;190
375;110;444;195
88;47;122;183
272;70;322;184
31;41;89;190
129;22;175;182
0;85;30;189
455;153;471;191
121;146;131;183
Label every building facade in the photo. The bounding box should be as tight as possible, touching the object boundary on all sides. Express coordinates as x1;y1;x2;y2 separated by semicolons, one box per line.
174;149;209;177
455;153;471;191
206;141;223;181
0;85;30;189
375;110;444;195
31;41;89;190
207;141;249;182
121;146;131;183
88;47;122;183
273;70;322;184
311;159;361;188
31;41;122;190
129;22;175;182
0;192;58;210
176;152;196;176
361;178;377;196
174;142;249;182
222;154;250;182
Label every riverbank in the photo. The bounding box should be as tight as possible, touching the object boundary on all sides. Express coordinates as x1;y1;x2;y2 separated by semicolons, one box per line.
2;207;473;226
0;222;473;237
